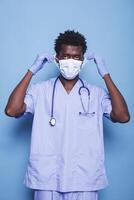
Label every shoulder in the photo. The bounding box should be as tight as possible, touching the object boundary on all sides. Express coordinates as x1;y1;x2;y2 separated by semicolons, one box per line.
82;79;106;95
27;76;57;92
82;79;110;99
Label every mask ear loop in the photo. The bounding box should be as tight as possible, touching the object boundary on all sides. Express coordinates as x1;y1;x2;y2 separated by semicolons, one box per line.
53;54;61;69
80;57;87;70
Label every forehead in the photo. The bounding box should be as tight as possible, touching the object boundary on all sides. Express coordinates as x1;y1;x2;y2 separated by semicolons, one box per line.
59;44;83;55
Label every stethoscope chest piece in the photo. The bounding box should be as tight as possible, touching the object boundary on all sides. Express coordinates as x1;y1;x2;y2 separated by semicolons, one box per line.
49;118;56;126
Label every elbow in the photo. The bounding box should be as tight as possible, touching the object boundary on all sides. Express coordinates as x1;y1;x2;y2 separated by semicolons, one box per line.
111;111;130;123
4;105;24;117
124;113;130;123
118;113;130;123
4;107;16;117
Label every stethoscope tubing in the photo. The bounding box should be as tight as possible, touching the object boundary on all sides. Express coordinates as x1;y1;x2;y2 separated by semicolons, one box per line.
50;76;90;123
51;76;59;119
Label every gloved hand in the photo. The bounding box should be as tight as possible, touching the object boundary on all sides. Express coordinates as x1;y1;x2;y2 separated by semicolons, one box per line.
87;52;109;78
29;53;54;75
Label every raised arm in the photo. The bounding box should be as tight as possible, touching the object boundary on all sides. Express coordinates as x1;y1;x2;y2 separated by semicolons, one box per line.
103;74;130;123
5;53;53;117
5;70;33;117
87;53;130;123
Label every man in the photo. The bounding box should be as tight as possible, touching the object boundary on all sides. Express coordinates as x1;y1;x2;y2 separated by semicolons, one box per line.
5;30;130;200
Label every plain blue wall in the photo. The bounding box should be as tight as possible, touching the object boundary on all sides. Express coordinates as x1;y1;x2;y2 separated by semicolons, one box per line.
0;0;134;200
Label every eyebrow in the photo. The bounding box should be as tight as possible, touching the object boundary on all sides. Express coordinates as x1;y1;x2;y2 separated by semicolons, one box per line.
62;53;81;56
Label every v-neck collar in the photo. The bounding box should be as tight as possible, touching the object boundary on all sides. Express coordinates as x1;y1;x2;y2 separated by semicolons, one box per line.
57;77;80;97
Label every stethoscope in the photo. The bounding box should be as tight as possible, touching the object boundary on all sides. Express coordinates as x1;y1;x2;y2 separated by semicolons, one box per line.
49;76;95;126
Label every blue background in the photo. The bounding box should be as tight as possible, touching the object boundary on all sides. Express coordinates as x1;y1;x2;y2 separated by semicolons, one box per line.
0;0;134;200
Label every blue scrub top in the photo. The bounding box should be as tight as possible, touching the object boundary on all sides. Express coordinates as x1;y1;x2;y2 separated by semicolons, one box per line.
17;76;113;192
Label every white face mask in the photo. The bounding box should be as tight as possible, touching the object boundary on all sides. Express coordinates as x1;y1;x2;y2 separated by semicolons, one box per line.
55;58;87;80
59;59;82;80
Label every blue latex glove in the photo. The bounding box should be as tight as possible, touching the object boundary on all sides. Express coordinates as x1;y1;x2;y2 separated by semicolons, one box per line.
29;53;54;75
87;53;109;78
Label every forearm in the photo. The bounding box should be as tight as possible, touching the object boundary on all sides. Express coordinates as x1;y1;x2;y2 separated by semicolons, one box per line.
5;70;33;116
103;74;130;123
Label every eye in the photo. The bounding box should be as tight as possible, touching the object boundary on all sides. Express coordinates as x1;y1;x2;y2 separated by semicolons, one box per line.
74;56;80;60
62;55;69;59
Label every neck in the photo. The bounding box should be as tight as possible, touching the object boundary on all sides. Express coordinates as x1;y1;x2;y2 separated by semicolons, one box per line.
59;74;79;92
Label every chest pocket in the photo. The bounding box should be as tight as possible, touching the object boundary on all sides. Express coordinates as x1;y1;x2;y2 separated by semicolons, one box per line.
77;112;97;133
74;96;98;133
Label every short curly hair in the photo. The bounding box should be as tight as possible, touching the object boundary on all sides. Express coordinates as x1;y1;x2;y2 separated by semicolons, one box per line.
54;30;87;55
